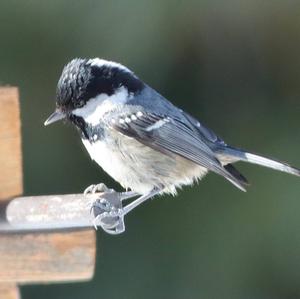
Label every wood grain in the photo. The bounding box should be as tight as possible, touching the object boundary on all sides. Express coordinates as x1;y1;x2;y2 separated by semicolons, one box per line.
6;193;100;230
0;284;20;299
0;230;96;283
5;192;119;230
0;87;23;200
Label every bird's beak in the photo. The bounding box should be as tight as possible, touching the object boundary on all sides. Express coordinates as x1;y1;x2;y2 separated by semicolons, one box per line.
44;110;65;126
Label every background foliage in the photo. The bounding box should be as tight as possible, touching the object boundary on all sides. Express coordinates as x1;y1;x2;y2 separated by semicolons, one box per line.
1;1;300;298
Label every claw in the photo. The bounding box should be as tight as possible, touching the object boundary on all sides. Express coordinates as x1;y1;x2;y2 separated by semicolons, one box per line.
86;189;125;234
92;217;99;230
93;209;125;235
84;186;140;235
90;197;114;213
84;183;113;195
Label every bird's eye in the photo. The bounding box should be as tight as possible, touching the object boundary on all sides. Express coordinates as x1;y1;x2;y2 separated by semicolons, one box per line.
75;100;85;108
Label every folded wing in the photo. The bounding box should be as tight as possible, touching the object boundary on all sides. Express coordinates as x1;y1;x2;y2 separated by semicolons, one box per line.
110;110;247;191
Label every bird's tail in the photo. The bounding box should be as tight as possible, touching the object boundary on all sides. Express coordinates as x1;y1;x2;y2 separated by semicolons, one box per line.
216;145;300;177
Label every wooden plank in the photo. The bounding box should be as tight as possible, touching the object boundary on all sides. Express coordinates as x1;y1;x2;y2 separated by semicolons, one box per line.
0;230;96;283
0;284;20;299
6;193;100;230
5;192;121;230
0;87;23;200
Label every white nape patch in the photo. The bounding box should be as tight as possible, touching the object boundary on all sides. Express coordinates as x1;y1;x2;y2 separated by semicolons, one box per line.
88;58;130;73
125;117;131;123
119;118;125;124
72;87;128;125
131;114;137;121
93;134;98;141
145;118;169;132
136;111;143;117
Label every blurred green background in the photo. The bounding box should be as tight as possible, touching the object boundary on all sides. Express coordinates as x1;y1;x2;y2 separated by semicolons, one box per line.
1;0;300;298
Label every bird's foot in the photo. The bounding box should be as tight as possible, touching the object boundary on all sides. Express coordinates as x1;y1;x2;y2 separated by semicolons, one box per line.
90;193;125;234
89;188;160;234
93;209;125;235
84;183;115;195
84;184;140;234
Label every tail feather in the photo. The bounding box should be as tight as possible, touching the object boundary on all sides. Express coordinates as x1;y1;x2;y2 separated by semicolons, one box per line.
243;152;300;176
216;146;300;177
224;164;249;186
224;174;247;192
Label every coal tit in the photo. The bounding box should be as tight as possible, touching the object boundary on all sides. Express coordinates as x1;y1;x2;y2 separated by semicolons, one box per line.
45;58;300;234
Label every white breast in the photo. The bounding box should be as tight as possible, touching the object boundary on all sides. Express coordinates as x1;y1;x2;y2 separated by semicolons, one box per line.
82;138;126;182
81;136;158;194
82;131;208;195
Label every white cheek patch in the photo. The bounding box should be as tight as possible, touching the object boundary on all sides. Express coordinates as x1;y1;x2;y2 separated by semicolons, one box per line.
73;93;107;119
72;87;129;125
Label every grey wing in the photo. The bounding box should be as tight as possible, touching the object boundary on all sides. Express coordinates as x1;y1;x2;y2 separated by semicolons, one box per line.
109;110;246;191
181;111;226;145
129;85;226;145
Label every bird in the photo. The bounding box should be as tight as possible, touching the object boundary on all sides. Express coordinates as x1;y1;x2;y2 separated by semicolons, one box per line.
45;58;300;234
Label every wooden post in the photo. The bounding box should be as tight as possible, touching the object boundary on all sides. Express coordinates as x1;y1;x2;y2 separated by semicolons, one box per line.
0;87;22;199
0;87;96;298
0;230;95;283
0;284;20;299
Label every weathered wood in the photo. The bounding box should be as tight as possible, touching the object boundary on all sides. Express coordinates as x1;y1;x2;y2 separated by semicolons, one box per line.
0;87;97;293
0;230;96;283
5;191;123;231
0;284;20;299
0;87;23;200
5;193;99;230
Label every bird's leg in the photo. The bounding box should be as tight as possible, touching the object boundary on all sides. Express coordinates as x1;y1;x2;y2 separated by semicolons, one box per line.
118;190;139;201
122;188;161;216
91;188;161;234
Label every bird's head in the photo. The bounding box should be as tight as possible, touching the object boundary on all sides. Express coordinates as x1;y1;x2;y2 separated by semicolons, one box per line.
44;58;144;126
